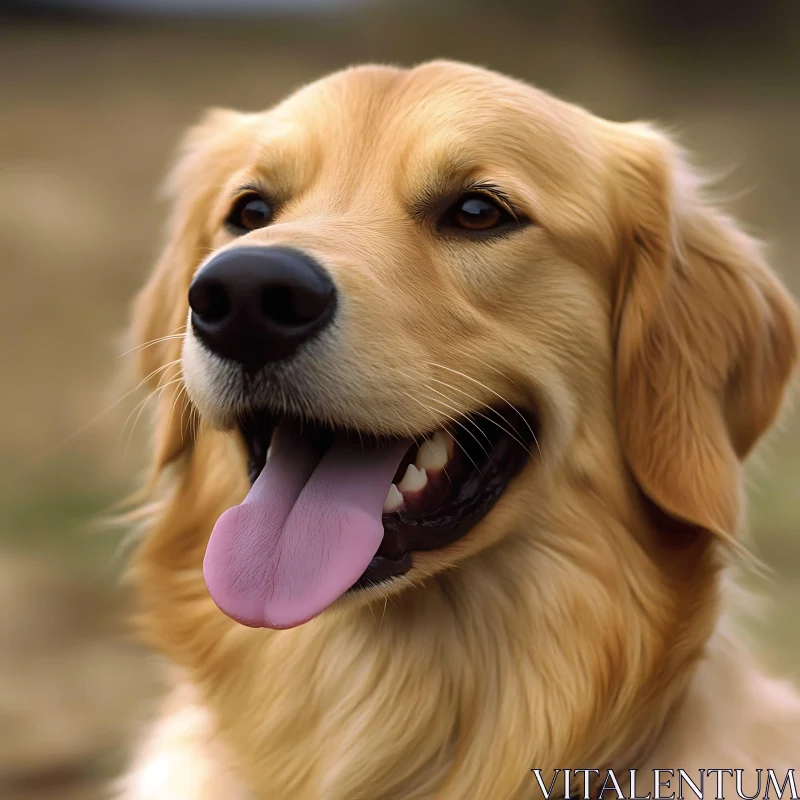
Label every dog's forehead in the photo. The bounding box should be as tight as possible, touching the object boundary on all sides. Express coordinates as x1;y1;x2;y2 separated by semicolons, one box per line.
256;62;604;193
221;61;613;233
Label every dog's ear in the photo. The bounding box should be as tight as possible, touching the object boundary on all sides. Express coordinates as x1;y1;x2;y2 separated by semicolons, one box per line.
611;124;799;539
131;108;247;471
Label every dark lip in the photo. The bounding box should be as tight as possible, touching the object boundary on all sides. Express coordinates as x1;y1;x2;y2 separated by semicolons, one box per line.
239;406;538;591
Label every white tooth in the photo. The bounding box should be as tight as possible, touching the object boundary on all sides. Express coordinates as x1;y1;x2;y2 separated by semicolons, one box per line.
398;463;428;494
383;484;404;513
416;431;450;471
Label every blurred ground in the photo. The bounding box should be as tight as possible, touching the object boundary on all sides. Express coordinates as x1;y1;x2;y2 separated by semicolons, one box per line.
0;3;798;797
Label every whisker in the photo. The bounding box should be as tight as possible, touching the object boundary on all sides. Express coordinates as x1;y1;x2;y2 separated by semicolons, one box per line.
165;380;189;442
121;364;183;446
421;382;493;446
121;376;182;452
446;346;528;397
121;371;183;456
382;365;489;469
426;361;543;464
118;322;187;356
420;399;487;472
378;595;389;631
118;332;187;358
426;376;534;457
366;599;379;629
190;406;203;445
419;387;494;459
180;384;197;441
396;390;484;475
117;395;152;449
441;463;453;489
34;358;183;465
190;405;202;440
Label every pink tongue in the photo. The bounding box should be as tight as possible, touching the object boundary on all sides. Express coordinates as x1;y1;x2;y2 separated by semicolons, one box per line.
203;424;409;629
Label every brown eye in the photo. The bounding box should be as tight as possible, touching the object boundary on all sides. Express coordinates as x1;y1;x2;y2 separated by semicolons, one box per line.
439;192;517;234
227;193;272;234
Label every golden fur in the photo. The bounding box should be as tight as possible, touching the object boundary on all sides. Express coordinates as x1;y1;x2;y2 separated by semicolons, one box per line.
119;61;800;799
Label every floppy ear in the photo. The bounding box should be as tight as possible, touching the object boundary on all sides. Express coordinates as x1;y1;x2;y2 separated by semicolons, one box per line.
611;124;799;539
131;108;247;471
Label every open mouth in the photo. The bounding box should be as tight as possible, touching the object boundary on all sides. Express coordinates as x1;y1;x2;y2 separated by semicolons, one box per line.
202;405;537;630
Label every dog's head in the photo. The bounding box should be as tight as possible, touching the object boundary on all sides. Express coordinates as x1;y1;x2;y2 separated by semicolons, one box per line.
133;61;798;632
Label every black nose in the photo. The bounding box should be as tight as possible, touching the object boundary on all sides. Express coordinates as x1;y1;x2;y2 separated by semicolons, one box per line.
188;246;336;367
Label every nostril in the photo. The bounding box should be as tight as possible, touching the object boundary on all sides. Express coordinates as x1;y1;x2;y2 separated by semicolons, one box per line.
189;281;230;323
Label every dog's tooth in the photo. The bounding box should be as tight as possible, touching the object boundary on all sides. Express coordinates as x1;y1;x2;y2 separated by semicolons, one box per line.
383;484;404;514
436;430;456;459
398;463;428;494
416;432;450;471
443;430;456;454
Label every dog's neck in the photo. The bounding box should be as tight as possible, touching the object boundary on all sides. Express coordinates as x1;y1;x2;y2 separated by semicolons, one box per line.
136;530;714;797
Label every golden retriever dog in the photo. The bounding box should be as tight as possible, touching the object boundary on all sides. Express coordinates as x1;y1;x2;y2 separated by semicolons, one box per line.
119;61;800;799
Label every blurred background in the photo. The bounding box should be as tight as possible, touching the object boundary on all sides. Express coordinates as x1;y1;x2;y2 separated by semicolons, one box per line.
1;1;798;797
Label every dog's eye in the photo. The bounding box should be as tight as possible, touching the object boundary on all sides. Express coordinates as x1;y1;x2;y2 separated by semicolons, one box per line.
227;193;272;234
439;193;517;234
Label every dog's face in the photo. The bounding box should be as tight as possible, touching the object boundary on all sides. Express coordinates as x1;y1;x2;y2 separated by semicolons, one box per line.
134;61;798;631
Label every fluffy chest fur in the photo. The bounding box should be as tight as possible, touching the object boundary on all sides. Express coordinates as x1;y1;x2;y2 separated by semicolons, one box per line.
128;431;725;799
